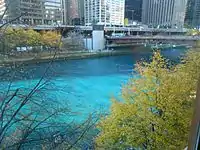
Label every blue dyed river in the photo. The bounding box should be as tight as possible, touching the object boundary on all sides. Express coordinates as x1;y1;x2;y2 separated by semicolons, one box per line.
0;48;186;122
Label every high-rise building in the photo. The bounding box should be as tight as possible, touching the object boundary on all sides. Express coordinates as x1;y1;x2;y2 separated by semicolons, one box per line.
84;0;125;26
63;0;84;25
193;0;200;27
185;0;200;27
79;0;84;25
0;0;63;25
42;0;63;25
142;0;188;28
0;0;6;17
185;0;194;26
125;0;142;23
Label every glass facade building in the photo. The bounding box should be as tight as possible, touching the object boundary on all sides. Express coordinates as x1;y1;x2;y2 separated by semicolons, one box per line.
193;0;200;27
185;0;200;27
125;0;142;22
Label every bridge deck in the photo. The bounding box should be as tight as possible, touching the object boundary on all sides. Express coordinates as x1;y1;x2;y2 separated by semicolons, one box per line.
0;24;188;33
106;36;200;41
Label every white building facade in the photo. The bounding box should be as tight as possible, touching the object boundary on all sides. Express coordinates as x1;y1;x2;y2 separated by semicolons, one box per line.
84;0;125;26
0;0;6;17
142;0;188;28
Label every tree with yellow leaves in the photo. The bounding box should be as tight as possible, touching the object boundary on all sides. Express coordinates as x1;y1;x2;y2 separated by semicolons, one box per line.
96;49;200;149
0;28;62;53
26;29;42;47
0;28;16;53
41;31;61;50
10;28;28;48
186;28;200;36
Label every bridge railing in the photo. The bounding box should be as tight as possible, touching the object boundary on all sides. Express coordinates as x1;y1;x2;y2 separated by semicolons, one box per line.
0;24;188;33
106;35;200;41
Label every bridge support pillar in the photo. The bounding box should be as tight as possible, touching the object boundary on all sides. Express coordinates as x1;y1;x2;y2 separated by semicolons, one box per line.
92;25;105;51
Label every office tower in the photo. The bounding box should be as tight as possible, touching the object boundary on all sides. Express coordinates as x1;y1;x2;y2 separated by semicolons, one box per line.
193;0;200;27
142;0;188;28
84;0;125;26
0;0;6;16
63;0;84;25
79;0;84;25
0;0;63;25
185;0;194;26
125;0;142;23
43;0;63;25
172;0;188;28
185;0;200;27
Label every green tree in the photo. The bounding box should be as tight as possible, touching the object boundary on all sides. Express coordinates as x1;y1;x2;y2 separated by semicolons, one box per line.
41;31;61;49
186;28;200;36
13;28;28;47
26;29;42;47
0;28;17;53
1;28;60;53
96;50;200;150
1;28;28;53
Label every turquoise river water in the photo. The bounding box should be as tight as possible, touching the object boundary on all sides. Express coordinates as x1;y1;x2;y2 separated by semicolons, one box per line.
0;48;186;122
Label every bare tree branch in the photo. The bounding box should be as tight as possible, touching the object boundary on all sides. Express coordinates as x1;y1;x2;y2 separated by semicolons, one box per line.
0;15;99;150
0;13;24;29
0;7;8;21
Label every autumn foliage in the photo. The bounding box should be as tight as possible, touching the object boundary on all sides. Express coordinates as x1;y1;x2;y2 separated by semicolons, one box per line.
96;49;200;149
41;31;61;48
0;28;61;53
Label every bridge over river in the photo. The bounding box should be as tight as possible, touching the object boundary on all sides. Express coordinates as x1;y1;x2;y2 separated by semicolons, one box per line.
105;35;200;48
1;24;199;49
1;24;188;35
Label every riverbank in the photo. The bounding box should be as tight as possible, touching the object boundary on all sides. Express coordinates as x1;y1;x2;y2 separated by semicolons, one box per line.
0;49;136;66
0;45;186;66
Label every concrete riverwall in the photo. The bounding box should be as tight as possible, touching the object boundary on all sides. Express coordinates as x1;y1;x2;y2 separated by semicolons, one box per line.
0;50;135;66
